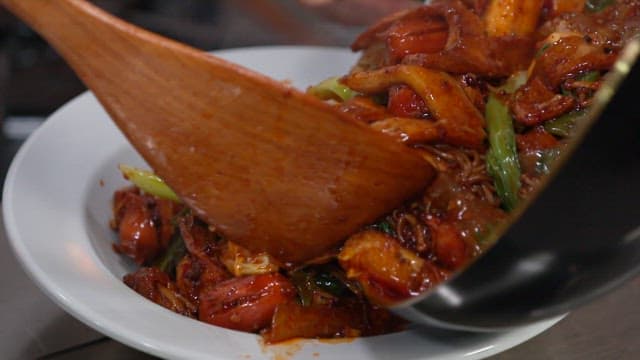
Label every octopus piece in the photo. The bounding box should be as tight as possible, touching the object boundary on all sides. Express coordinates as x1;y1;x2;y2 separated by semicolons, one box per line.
538;0;640;47
264;300;365;343
175;253;231;304
511;34;617;125
176;216;231;293
532;35;617;89
353;0;534;76
338;230;447;306
386;85;430;118
342;64;486;148
111;188;180;264
425;217;468;269
483;0;545;37
263;297;406;343
124;267;197;317
369;117;442;145
424;172;507;255
198;273;295;332
511;77;576;126
384;15;449;63
351;6;439;52
516;126;560;153
338;96;390;124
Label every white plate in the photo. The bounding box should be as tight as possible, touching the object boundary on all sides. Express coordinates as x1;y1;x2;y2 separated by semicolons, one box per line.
3;46;562;360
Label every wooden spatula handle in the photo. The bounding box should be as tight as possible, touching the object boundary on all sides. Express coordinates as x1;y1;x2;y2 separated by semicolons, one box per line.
2;0;436;263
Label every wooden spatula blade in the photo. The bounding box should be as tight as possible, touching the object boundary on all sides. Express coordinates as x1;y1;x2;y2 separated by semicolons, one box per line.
125;52;435;262
2;0;435;262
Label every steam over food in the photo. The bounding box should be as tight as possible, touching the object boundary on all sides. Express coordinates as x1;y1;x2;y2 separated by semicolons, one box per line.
111;0;639;343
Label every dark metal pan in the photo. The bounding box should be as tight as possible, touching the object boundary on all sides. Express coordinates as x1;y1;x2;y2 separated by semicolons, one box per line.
395;39;640;331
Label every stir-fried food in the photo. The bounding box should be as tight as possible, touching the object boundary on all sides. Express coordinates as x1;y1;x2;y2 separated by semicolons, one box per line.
111;0;639;343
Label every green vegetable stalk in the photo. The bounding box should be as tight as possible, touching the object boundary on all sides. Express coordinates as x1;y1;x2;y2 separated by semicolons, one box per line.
578;70;601;83
307;76;358;102
290;270;315;307
290;264;352;307
485;94;521;212
371;219;396;236
544;110;586;137
562;70;601;96
586;0;614;13
119;164;180;202
154;233;186;277
313;271;349;297
501;71;528;94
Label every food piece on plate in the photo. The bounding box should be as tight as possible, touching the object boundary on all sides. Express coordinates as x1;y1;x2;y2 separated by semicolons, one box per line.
124;267;197;317
387;85;429;118
547;0;585;16
484;0;545;37
385;15;449;62
198;273;296;332
353;0;535;76
111;187;181;264
263;298;406;343
263;300;365;343
118;164;179;202
342;65;486;148
219;240;280;276
338;230;448;305
174;214;232;296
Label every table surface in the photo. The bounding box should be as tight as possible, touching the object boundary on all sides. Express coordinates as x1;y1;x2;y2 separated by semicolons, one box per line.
1;206;639;360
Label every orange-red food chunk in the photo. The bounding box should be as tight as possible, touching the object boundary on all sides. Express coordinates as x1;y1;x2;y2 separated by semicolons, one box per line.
198;273;295;332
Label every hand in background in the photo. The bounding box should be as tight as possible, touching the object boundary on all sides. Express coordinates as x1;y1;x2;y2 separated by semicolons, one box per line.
298;0;421;25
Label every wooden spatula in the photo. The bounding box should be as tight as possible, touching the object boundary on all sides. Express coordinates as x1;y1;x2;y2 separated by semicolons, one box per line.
1;0;435;263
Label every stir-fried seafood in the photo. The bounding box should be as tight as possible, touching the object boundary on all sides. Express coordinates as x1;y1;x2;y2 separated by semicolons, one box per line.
111;0;639;342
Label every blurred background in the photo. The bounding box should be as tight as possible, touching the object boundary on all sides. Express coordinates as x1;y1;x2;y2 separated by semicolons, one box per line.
0;0;366;188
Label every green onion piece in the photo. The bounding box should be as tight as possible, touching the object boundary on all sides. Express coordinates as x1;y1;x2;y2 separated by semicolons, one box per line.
586;0;614;12
371;219;396;236
290;265;353;306
535;43;551;58
544;110;586;137
313;272;349;297
501;71;528;94
485;94;521;212
119;164;180;202
562;70;600;97
474;222;501;250
290;269;315;307
579;70;601;82
154;233;186;277
307;76;358;102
